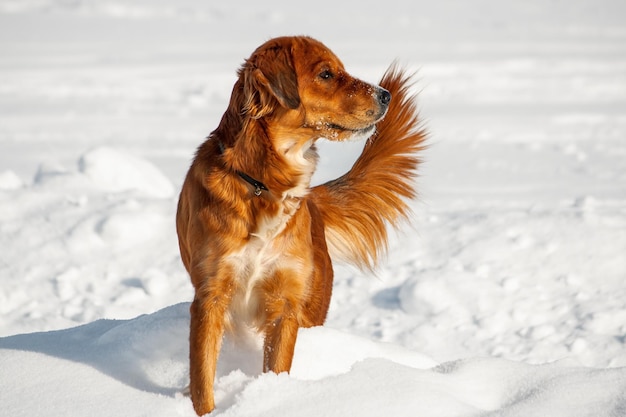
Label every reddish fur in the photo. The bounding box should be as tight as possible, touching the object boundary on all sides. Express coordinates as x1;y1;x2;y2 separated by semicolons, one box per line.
312;65;427;270
176;36;425;415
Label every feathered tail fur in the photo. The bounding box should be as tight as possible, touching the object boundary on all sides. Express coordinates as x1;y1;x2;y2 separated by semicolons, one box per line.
311;65;427;270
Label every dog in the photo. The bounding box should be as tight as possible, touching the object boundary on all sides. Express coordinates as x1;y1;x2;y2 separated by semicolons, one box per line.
176;35;426;415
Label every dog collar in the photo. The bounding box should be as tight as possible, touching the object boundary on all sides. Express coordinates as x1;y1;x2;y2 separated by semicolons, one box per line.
217;141;269;196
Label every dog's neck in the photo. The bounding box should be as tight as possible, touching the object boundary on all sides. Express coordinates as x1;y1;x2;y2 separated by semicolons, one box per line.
216;135;318;201
275;138;318;199
218;140;269;197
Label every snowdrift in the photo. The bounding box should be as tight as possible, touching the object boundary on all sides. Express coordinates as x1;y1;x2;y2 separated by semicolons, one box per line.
1;304;625;417
2;0;626;416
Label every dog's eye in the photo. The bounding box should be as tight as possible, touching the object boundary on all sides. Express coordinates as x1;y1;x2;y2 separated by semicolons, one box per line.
318;70;333;80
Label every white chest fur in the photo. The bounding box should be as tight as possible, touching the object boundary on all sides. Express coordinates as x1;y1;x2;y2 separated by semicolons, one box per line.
225;197;302;337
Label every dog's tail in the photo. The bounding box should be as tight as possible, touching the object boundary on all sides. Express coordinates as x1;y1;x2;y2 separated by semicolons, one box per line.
311;64;427;271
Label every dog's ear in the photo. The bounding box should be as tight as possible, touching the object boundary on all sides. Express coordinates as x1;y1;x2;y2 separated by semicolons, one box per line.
243;43;300;117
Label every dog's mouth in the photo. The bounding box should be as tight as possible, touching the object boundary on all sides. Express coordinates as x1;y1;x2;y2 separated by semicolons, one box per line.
326;107;388;133
305;117;381;140
326;123;374;133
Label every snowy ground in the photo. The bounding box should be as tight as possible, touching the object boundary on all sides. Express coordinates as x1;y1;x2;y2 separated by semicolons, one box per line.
1;0;626;416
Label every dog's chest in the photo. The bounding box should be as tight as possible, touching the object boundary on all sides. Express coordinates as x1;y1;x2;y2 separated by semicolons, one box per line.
226;198;303;326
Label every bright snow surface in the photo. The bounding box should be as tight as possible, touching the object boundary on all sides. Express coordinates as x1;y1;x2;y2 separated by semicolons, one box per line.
1;0;625;416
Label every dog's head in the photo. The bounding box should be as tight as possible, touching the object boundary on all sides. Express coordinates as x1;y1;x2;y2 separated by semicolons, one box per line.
240;36;390;142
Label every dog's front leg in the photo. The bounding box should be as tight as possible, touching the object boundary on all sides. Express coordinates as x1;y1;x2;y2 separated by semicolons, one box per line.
189;269;233;416
263;313;299;373
261;270;303;374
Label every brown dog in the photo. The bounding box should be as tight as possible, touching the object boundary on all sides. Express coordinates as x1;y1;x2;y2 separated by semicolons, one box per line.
176;36;425;415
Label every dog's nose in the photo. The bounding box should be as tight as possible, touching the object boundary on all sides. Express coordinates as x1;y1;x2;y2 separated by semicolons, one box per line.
378;88;391;106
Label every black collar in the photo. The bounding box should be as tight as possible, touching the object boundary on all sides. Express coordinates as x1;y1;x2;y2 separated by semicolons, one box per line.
217;141;269;197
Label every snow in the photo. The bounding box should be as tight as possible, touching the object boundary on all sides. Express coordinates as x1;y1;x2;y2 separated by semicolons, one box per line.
78;146;175;198
2;305;625;417
1;0;626;416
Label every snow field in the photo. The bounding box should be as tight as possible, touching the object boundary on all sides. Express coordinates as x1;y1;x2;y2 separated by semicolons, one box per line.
0;146;189;334
2;304;625;417
1;0;626;415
